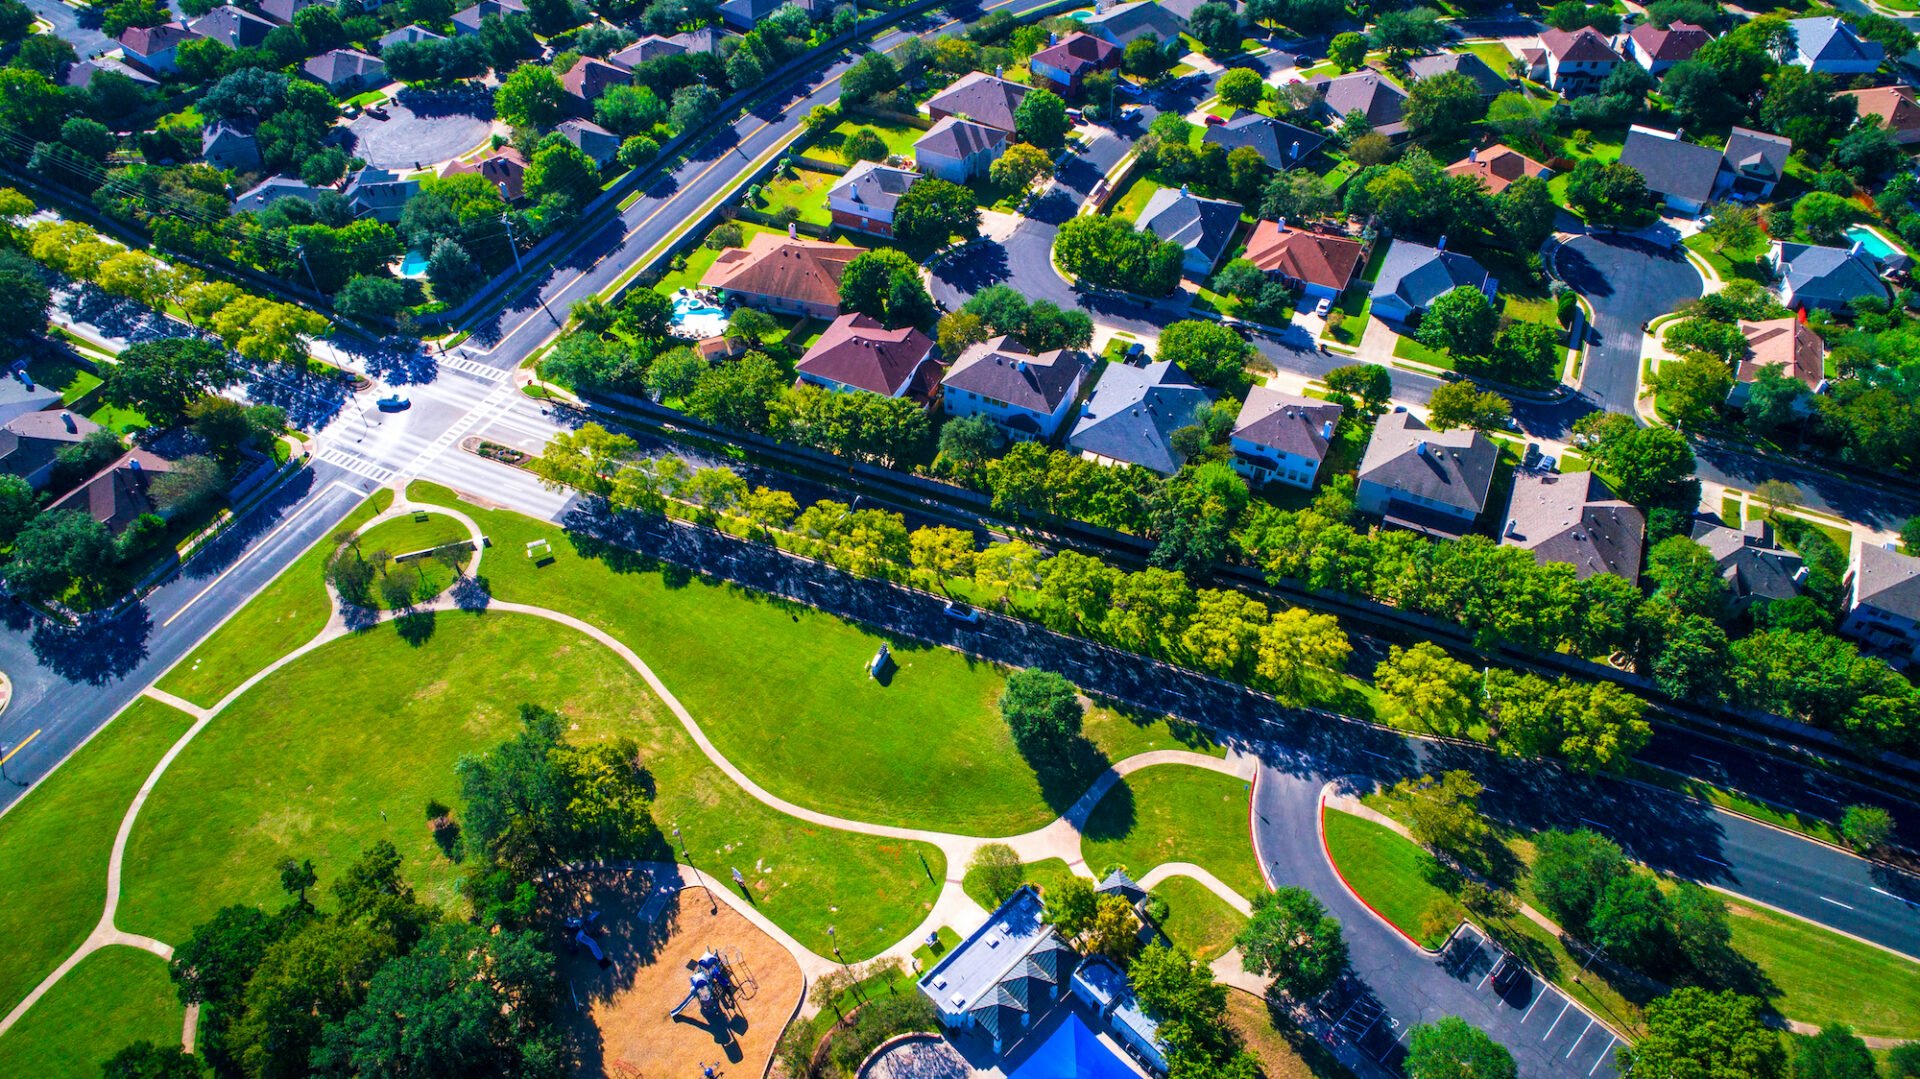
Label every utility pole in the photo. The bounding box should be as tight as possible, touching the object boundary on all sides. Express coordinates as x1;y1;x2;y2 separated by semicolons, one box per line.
295;244;321;293
500;211;524;274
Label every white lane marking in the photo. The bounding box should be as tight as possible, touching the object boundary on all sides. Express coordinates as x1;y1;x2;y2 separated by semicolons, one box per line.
1695;854;1731;867
1871;887;1920;908
162;480;352;628
1521;988;1546;1022
1589;1036;1617;1075
1567;1019;1594;1058
1821;896;1856;910
1543;1001;1571;1039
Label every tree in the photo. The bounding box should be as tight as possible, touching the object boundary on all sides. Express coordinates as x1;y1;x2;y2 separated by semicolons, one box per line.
1123;33;1176;79
1834;122;1902;181
893;177;981;250
102;339;243;428
1187;0;1240;49
531;422;636;499
102;1042;204;1079
968;842;1023;905
1370;6;1445;56
1418;286;1497;357
1405;71;1486;142
0;474;36;545
1647;354;1731;430
456;704;653;873
1044;876;1100;938
643;346;706;402
1405;1018;1516;1079
1015;87;1071;147
1000;667;1082;755
1156;319;1251;391
1053;214;1184;296
1376;642;1479;737
1530;829;1627;930
1793;1025;1877;1079
1254;608;1350;701
1324;363;1391;413
1588;872;1672;971
1086;892;1142;960
1388;771;1489;858
1218;67;1265;110
335;275;407;323
1646;536;1729;620
1887;1044;1920;1079
741;486;799;537
1329;31;1368;71
1620;989;1785;1079
840;126;888;164
1426;383;1511;432
840;50;899;104
1565;159;1649;228
669;83;720;131
1237;886;1348;998
1794;192;1857;243
938;412;1005;470
595;83;665;136
1701;202;1762;253
494;64;566;130
1839;804;1893;851
838;248;932;328
1496;175;1557;252
525;136;600;212
1487;92;1549;155
5;508;116;599
909;525;976;583
990;141;1054;191
1488;675;1650;770
1576;415;1695;505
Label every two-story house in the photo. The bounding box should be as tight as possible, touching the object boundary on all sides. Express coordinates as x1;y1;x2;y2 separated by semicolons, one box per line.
826;161;920;239
1538;26;1624;97
1841;542;1920;659
1229;387;1343;490
1355;411;1498;537
943;337;1091;441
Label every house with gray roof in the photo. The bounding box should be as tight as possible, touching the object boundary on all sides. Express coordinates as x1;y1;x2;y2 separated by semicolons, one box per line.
827;160;920;239
1309;71;1408;137
1691;517;1805;616
944;336;1091;441
927;71;1030;134
452;0;527;34
234;176;324;214
1068;359;1214;476
1787;17;1884;76
1231;387;1342;490
378;22;446;49
1771;241;1888;311
201;120;261;173
1842;542;1920;658
1369;239;1494;322
188;5;276;49
0;410;101;490
1072;956;1170;1075
611;33;688;66
1138;185;1242;275
1079;1;1185;48
259;0;327;22
1202;111;1324;172
917;886;1078;1052
63;58;159;90
1406;50;1510;96
0;366;63;427
1501;471;1644;582
1716;126;1791;203
1356;411;1497;537
1620;125;1721;213
914;116;1008;184
305;48;385;92
342;167;419;223
556;118;620;168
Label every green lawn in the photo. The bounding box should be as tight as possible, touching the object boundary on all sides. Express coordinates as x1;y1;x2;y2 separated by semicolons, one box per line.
1392;333;1456;371
120;612;944;962
1684;233;1769;285
1462;40;1516;74
1547;130;1626;207
1080;766;1260;898
961;856;1079;911
752;167;838;227
1726;899;1920;1039
1323;289;1370;346
25;356;103;406
356;511;468;559
818;119;925;160
1112;172;1165;225
0;698;197;1019
88;402;149;436
156;490;391;708
0;946;184;1079
1154;874;1247;962
1321;809;1460;949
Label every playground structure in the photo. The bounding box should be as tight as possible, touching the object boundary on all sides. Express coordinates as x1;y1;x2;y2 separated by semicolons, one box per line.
669;946;760;1023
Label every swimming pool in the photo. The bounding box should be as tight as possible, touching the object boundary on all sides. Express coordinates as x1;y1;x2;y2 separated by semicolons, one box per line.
1845;225;1900;262
1006;1014;1140;1079
671;290;731;338
397;248;430;278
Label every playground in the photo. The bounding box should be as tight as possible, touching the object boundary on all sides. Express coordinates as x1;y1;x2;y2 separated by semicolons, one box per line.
550;872;802;1079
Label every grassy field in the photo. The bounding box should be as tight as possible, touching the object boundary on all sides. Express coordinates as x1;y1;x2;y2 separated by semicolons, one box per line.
1725;900;1920;1039
120;612;944;961
88;402;150;435
1392;333;1456;371
353;511;473;608
752;167;838;227
961;856;1079;911
1225;987;1357;1079
0;946;184;1079
1155;875;1247;962
1080;767;1260;898
156;490;391;708
1321;809;1460;948
0;698;197;1019
1112;172;1166;224
1684;232;1769;285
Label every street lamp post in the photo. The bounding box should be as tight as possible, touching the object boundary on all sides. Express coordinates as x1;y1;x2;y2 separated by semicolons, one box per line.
674;824;718;914
827;924;850;970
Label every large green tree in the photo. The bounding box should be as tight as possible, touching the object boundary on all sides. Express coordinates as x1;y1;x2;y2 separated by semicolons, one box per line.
999;667;1083;755
1156;319;1251;391
456;703;655;873
1618;989;1784;1079
893;178;981;251
1417;286;1497;357
1405;1017;1515;1079
1529;829;1627;930
838;248;934;328
103;338;243;427
1236;886;1348;998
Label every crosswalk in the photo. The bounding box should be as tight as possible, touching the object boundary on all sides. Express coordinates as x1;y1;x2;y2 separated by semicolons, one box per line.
437;353;512;382
315;445;398;484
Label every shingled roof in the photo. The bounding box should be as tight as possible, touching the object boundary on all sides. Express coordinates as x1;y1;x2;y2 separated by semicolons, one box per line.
1358;411;1497;517
1445;143;1549;194
1202;110;1325;171
1243;221;1363;290
1501;471;1645;581
1738;317;1827;390
944;337;1089;416
1540;26;1623;63
1629;21;1711;62
1851;542;1920;622
1068;360;1214;476
701;233;868;310
927;71;1030;133
1232;387;1343;464
1031;31;1118;80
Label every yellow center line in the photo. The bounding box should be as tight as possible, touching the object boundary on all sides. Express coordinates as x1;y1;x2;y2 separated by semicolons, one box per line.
0;729;39;769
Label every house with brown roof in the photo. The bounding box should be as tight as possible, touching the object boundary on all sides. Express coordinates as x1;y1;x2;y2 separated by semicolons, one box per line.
1444;144;1550;194
701;232;869;319
914;117;1008;184
927;71;1030;134
1308;71;1408;137
304;49;386;93
1243;220;1365;300
1029;31;1120;96
118;21;199;75
795;313;938;401
0;410;102;490
1405;51;1510;96
48;449;174;535
1538;26;1624;96
1842;85;1920;144
440;146;528;201
1500;471;1645;582
1626;21;1711;75
560;57;630;108
943;336;1091;440
1730;317;1828;407
1230;387;1343;490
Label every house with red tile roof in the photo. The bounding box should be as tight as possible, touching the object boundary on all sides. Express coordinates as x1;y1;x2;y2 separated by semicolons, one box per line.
1242;221;1365;300
795;313;938;401
1842;85;1920;144
1444;143;1551;194
1731;317;1828;407
701;232;869;319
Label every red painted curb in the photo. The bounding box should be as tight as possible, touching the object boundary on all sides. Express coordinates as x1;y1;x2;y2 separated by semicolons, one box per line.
1318;799;1428;951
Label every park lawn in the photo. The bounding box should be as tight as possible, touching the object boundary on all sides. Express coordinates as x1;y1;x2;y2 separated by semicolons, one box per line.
356;511;469;559
752;167;838;227
24;355;103;406
155;489;391;708
0;697;197;1019
1724;899;1920;1039
1392;333;1456;371
1112;172;1165;225
1079;766;1261;898
1154;875;1247;962
400;483;1217;836
118;612;944;962
820;119;925;160
1225;988;1356;1079
0;945;183;1079
962;856;1079;911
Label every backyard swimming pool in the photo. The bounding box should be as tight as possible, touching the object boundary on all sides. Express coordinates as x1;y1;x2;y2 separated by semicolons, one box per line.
1845;225;1901;262
670;290;730;338
398;249;430;278
1005;1014;1140;1079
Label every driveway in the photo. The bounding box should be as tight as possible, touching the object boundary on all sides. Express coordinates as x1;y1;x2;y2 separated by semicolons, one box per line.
1551;233;1703;416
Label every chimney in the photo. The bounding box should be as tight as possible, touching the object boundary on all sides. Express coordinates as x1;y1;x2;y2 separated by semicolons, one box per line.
1277;216;1287;232
788;222;798;238
1321;419;1334;439
1049;31;1058;43
1469;147;1478;163
1416;440;1428;456
1437;235;1447;252
1180;183;1190;196
61;412;75;432
129;458;142;472
1505;520;1519;538
996;65;1004;78
1017;359;1028;372
1850;240;1866;258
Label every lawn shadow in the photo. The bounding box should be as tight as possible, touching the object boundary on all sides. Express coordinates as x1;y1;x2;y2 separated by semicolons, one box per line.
394;610;436;646
1029;734;1117;817
1078;773;1136;844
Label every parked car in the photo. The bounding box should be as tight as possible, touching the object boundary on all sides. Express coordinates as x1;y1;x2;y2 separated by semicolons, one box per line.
943;602;979;624
1314;297;1332;317
1204;113;1227;126
1066;107;1085;124
1539;454;1558;473
1503;416;1521;431
1116;80;1143;97
1524;442;1541;466
1490;956;1525;996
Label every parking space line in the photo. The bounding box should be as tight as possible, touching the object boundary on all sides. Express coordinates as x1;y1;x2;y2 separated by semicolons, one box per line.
1543;1001;1571;1039
1567;1019;1594;1058
1521;988;1546;1021
1589;1036;1617;1074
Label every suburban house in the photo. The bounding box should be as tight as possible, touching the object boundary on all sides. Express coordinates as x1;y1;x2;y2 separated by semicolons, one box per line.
1517;46;1547;81
794;313;939;402
1730;317;1828;407
1071;956;1170;1075
452;0;528;35
927;71;1030;134
943;336;1091;441
1841;542;1920;659
1691;518;1805;615
1079;1;1185;48
560;57;630;107
1202;112;1325;172
0;411;102;490
1771;242;1888;310
717;0;803;30
63;58;159;90
0;368;60;427
188;5;276;49
117;22;198;75
377;22;446;48
441;146;528;202
1841;86;1920;143
260;0;328;21
304;49;386;93
202;121;261;174
48;449;174;535
1157;0;1233;26
1785;17;1884;76
612;35;689;66
1717;126;1791;203
556;119;621;168
1355;412;1498;537
234;176;323;214
1537;26;1624;96
827;161;921;238
1242;220;1365;300
1028;31;1120;95
1370;239;1494;322
914;117;1009;183
342;167;420;222
1405;51;1510;96
1138;186;1242;275
1067;360;1214;476
701;233;868;319
917;886;1077;1053
1229;387;1343;490
1620;126;1725;214
1500;471;1646;582
1309;71;1408;137
1444;144;1550;194
1626;21;1711;74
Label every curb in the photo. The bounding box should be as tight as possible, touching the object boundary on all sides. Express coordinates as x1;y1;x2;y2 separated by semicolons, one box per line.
1316;795;1438;955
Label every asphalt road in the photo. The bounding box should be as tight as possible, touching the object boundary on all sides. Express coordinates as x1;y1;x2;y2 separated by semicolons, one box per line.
22;0;112;57
1551;233;1703;416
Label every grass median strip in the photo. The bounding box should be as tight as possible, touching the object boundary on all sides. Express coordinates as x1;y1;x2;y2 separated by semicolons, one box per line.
1155;874;1248;962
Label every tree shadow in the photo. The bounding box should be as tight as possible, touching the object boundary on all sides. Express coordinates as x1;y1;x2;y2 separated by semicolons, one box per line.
393;610;436;646
29;604;151;685
451;574;492;612
1027;734;1117;817
1077;771;1136;843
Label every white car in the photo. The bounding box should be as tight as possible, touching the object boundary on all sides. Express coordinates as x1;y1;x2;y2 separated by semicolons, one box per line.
1314;297;1332;317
